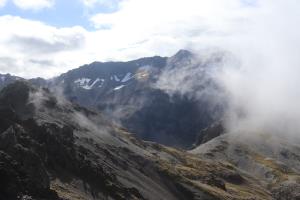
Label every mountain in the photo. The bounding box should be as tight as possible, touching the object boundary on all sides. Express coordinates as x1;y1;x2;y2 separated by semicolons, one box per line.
0;73;49;90
0;81;297;200
0;81;204;200
0;50;224;148
0;82;271;199
51;50;223;148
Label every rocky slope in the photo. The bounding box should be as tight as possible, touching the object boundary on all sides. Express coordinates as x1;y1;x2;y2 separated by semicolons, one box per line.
191;132;300;200
0;81;286;200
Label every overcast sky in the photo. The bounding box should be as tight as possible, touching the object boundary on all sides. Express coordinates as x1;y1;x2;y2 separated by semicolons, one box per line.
0;0;296;78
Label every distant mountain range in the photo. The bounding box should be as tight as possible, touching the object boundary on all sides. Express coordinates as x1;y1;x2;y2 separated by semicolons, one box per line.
0;50;224;148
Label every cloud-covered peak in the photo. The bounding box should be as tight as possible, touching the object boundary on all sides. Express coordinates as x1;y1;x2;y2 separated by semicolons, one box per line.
173;49;193;59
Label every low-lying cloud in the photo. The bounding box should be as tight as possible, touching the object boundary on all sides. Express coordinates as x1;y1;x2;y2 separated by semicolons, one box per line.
155;1;300;138
218;1;300;137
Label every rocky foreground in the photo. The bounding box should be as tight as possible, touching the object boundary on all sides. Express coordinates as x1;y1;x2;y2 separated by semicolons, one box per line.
0;81;299;200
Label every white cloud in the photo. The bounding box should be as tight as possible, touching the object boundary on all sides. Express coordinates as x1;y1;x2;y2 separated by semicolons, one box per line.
81;0;120;9
13;0;54;10
218;0;300;136
145;0;300;137
0;15;86;78
89;0;255;59
81;0;99;7
0;0;255;78
0;0;7;7
0;0;300;84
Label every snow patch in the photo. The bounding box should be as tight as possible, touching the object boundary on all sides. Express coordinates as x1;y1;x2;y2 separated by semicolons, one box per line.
114;75;120;82
114;85;125;90
98;79;105;87
89;78;101;88
74;78;92;89
121;72;133;82
74;78;105;90
74;78;91;85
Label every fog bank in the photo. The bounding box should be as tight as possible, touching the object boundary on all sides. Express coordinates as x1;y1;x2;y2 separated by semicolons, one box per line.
156;1;300;138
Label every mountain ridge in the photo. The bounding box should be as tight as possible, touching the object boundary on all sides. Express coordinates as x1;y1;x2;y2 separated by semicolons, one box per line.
0;49;223;149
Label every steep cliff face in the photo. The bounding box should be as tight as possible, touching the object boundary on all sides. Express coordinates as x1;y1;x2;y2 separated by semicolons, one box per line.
0;81;284;200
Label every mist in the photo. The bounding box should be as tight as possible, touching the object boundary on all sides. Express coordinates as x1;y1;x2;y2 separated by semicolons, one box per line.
221;0;300;137
28;86;110;136
155;0;300;138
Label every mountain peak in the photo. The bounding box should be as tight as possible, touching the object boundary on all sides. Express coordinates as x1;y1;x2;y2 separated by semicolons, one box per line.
0;81;32;102
0;81;36;120
168;49;195;67
173;49;193;58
